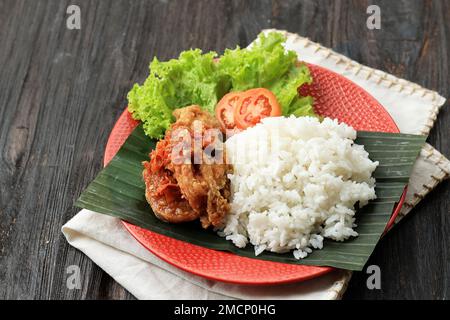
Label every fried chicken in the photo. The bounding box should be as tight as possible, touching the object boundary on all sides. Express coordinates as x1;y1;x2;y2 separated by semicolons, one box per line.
143;105;231;228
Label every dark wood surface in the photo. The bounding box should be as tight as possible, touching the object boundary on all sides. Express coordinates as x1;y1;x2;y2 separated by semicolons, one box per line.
0;0;448;300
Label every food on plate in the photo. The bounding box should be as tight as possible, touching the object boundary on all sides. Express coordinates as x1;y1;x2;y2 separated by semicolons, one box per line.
127;32;315;139
143;105;231;228
221;116;379;258
131;32;377;258
74;28;427;277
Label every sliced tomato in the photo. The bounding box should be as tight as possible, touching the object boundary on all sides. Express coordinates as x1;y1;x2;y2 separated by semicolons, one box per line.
215;92;241;132
234;88;281;129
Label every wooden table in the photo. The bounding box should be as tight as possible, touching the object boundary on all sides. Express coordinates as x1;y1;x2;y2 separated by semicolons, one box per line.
0;0;448;300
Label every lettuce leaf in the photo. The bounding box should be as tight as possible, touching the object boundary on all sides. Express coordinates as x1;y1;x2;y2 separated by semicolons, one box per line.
128;50;228;138
269;63;313;115
128;32;315;138
218;32;297;91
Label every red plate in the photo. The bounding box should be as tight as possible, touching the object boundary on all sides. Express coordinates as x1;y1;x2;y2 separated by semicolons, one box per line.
104;63;404;285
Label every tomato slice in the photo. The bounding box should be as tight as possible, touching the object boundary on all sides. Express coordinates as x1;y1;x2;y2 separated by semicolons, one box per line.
215;92;241;132
234;88;281;129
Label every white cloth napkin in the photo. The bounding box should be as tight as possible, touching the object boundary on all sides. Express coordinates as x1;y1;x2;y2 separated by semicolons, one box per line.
62;30;448;299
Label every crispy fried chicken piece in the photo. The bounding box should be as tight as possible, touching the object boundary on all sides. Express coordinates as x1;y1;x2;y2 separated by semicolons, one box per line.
172;105;221;130
143;137;201;223
143;105;231;228
171;164;208;214
199;163;230;228
143;163;200;223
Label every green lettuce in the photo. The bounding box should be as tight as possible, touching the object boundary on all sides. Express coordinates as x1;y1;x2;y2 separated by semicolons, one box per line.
218;32;297;91
128;50;228;138
128;32;315;138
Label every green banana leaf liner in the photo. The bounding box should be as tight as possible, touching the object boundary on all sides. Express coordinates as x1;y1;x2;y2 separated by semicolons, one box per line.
75;124;425;271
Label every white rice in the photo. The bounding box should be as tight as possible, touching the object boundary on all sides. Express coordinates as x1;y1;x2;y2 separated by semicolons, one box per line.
221;116;378;258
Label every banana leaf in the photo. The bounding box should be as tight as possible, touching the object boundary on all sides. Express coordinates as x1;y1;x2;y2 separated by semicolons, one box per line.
75;124;426;271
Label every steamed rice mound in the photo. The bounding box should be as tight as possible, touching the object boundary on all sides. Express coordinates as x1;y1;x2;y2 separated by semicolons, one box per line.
222;116;379;259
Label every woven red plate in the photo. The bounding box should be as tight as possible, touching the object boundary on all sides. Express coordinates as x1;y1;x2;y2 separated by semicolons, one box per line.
104;63;404;285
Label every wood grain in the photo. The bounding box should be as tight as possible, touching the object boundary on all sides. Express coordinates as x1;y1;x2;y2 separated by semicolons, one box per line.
0;0;448;299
